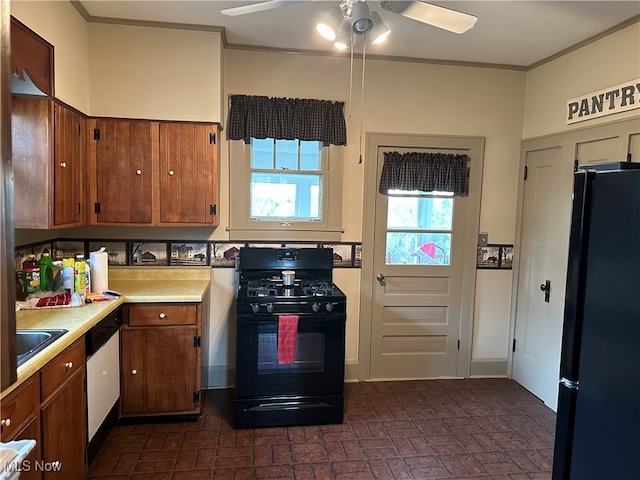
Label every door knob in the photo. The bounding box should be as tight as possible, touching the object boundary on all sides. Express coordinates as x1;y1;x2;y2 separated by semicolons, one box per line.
540;280;551;303
376;273;385;286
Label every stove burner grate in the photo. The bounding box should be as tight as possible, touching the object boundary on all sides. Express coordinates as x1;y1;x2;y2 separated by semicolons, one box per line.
301;281;334;297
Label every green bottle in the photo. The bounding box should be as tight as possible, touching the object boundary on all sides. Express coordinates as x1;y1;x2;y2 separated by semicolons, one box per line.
39;249;54;291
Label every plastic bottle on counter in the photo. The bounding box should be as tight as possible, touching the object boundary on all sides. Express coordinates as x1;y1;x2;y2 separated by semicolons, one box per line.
74;254;87;298
85;259;91;295
62;258;75;293
22;254;40;293
39;249;54;291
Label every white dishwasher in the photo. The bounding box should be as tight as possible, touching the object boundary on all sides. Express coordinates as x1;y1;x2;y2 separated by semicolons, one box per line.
85;307;121;463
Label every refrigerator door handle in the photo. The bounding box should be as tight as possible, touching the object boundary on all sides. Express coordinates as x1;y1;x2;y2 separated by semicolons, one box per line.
560;377;579;390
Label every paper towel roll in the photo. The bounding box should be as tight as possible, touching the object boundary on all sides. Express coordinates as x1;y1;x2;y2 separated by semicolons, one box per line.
90;247;109;294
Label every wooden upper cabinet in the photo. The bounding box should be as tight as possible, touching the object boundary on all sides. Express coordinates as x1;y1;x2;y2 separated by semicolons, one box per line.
54;102;85;226
89;118;155;225
11;16;54;96
158;122;219;226
12;97;85;229
89;118;220;226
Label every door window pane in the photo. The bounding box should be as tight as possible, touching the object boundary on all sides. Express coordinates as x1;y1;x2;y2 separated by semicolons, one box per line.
387;195;453;230
386;232;452;265
385;190;454;265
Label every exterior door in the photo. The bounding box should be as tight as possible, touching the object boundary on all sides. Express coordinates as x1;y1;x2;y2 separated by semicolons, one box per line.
512;147;573;410
365;134;484;380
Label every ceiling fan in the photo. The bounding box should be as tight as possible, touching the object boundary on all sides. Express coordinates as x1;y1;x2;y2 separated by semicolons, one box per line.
220;1;478;35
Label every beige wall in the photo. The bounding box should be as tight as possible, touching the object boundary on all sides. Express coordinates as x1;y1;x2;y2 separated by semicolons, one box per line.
224;49;527;379
524;22;640;138
88;23;222;121
10;0;89;111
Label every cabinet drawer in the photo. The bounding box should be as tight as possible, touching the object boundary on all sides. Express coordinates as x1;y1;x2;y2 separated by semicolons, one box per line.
40;338;85;402
0;376;38;441
128;304;197;326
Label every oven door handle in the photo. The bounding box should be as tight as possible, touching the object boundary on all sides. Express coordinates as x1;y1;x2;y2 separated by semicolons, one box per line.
247;401;333;412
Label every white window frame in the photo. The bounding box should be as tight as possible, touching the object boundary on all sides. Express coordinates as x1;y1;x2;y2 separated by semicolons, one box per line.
228;139;344;241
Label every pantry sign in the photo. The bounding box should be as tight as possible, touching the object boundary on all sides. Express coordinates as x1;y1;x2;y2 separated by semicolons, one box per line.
566;78;640;125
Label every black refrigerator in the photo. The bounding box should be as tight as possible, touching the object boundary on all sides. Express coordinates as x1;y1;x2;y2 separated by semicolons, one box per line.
552;162;640;480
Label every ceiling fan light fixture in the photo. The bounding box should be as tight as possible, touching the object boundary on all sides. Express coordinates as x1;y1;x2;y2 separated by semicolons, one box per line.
316;5;344;41
351;1;374;35
369;11;390;44
334;17;353;50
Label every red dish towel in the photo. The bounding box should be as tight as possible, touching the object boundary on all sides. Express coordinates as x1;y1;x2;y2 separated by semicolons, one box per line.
35;292;71;308
278;315;299;364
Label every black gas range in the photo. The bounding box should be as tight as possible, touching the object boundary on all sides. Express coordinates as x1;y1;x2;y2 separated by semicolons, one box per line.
237;278;346;315
236;246;346;314
233;247;347;429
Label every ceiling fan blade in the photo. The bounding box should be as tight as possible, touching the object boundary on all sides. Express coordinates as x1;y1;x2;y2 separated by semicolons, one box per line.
380;1;477;34
221;0;304;16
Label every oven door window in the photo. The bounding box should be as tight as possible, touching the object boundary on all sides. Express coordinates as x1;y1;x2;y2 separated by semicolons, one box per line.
257;330;324;372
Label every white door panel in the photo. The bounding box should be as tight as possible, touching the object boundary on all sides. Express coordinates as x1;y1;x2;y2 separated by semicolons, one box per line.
368;137;484;380
513;146;572;410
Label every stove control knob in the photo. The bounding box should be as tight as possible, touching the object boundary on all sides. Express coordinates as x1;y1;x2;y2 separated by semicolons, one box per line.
251;303;260;314
312;302;321;313
266;303;274;313
325;303;334;312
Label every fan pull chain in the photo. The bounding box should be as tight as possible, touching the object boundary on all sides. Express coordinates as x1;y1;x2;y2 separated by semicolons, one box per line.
358;39;366;164
348;30;354;118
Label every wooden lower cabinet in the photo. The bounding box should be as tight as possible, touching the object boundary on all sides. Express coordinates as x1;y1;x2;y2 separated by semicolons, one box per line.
120;303;202;417
39;338;86;479
10;417;41;480
0;376;41;480
1;338;86;479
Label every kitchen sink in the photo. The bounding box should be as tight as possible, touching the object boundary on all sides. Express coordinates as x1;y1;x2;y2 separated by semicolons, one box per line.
16;329;68;366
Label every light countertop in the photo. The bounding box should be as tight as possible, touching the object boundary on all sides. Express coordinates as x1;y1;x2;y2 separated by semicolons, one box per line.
2;267;211;399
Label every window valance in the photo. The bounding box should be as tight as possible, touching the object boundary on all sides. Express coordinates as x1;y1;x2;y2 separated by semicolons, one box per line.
379;152;470;196
227;94;347;145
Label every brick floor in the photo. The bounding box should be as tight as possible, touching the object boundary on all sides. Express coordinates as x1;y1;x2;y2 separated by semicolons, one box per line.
88;378;555;479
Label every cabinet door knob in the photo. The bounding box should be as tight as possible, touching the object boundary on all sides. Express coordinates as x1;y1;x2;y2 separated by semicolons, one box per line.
168;170;174;176
159;313;166;319
136;169;142;175
65;361;73;370
60;162;67;168
131;369;138;375
1;418;10;427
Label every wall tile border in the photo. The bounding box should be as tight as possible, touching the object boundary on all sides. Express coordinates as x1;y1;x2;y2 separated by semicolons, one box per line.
15;238;362;271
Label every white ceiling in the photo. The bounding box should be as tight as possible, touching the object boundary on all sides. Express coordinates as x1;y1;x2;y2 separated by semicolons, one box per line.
77;1;640;69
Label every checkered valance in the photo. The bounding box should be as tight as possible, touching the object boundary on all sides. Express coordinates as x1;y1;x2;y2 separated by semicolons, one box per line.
227;94;347;145
379;152;470;196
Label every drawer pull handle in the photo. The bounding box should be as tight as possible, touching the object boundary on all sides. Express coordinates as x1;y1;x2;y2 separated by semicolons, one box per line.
131;369;138;375
60;162;67;168
159;313;166;319
65;361;73;370
1;418;10;427
168;170;174;176
136;169;142;175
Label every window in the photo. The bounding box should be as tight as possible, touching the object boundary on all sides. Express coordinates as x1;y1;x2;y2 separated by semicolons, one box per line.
250;139;323;221
385;190;454;265
228;138;344;241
